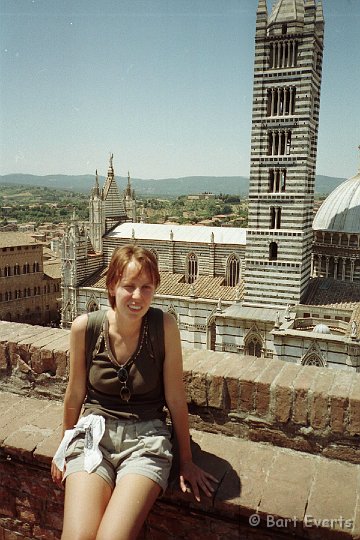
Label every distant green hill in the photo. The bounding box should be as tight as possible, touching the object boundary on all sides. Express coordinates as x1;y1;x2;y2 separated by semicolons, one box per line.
0;173;346;197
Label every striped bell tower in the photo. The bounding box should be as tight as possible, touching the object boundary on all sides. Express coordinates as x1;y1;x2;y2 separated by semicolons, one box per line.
243;0;324;308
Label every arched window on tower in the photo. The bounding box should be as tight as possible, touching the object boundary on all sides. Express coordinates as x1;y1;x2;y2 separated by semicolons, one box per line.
226;254;240;286
270;207;281;229
186;253;198;284
286;131;291;155
266;89;271;116
268;169;275;191
269;242;278;260
268;43;274;68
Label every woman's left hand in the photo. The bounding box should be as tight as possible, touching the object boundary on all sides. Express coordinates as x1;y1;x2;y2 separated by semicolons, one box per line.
179;460;219;502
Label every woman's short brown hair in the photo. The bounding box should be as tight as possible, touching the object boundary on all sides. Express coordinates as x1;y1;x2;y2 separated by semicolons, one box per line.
106;244;160;309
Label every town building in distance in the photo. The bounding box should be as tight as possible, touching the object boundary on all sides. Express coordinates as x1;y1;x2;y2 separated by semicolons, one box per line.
61;0;360;371
0;232;61;325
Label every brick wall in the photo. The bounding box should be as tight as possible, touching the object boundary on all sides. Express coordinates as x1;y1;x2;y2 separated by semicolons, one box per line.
1;322;360;539
1;321;359;462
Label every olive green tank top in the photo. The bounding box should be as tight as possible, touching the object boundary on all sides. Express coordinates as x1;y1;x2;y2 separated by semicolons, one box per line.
83;308;166;422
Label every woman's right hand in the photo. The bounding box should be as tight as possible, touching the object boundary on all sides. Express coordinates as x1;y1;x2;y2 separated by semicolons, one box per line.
51;460;65;488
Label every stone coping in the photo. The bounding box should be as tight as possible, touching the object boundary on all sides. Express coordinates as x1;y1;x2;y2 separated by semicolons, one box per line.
1;321;360;464
1;391;360;539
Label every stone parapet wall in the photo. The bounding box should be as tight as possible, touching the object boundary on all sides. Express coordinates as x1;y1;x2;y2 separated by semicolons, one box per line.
0;321;360;463
1;393;360;539
1;322;360;539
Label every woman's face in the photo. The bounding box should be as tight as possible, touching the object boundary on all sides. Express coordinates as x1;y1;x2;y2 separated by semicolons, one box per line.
109;259;155;320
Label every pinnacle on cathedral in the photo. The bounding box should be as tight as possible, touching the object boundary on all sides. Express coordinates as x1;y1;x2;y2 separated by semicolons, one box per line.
87;155;135;255
91;169;101;197
103;153;115;199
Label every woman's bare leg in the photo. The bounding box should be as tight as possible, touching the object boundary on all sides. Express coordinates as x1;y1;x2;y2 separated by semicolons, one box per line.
61;472;112;540
96;474;161;540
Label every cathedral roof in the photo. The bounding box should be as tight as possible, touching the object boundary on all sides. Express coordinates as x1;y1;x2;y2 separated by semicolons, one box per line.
313;170;360;233
107;222;246;245
268;0;305;25
79;267;240;302
157;273;239;301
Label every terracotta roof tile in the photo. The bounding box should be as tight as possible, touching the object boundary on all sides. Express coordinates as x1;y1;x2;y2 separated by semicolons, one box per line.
0;232;37;248
43;262;61;279
80;266;107;288
80;268;242;301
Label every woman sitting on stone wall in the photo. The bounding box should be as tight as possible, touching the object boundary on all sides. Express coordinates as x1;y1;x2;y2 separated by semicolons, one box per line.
51;244;217;540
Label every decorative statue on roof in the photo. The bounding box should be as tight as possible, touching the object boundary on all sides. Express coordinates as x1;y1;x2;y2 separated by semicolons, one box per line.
351;321;358;339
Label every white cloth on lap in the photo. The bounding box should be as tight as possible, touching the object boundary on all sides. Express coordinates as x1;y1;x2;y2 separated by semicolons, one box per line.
52;414;105;473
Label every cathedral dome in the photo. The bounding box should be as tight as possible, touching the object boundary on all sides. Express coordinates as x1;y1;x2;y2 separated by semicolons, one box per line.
313;170;360;234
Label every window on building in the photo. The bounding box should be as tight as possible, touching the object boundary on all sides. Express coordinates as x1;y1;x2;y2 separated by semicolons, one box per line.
226;254;240;286
186;253;198;284
268;130;291;156
270;207;281;229
269;242;278;260
282;23;287;35
269;168;286;192
209;320;216;351
286;131;291;155
268;169;275;191
302;354;323;367
245;336;262;358
268;40;298;69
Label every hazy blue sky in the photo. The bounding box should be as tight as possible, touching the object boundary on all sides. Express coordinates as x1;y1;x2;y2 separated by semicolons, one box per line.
1;0;359;180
